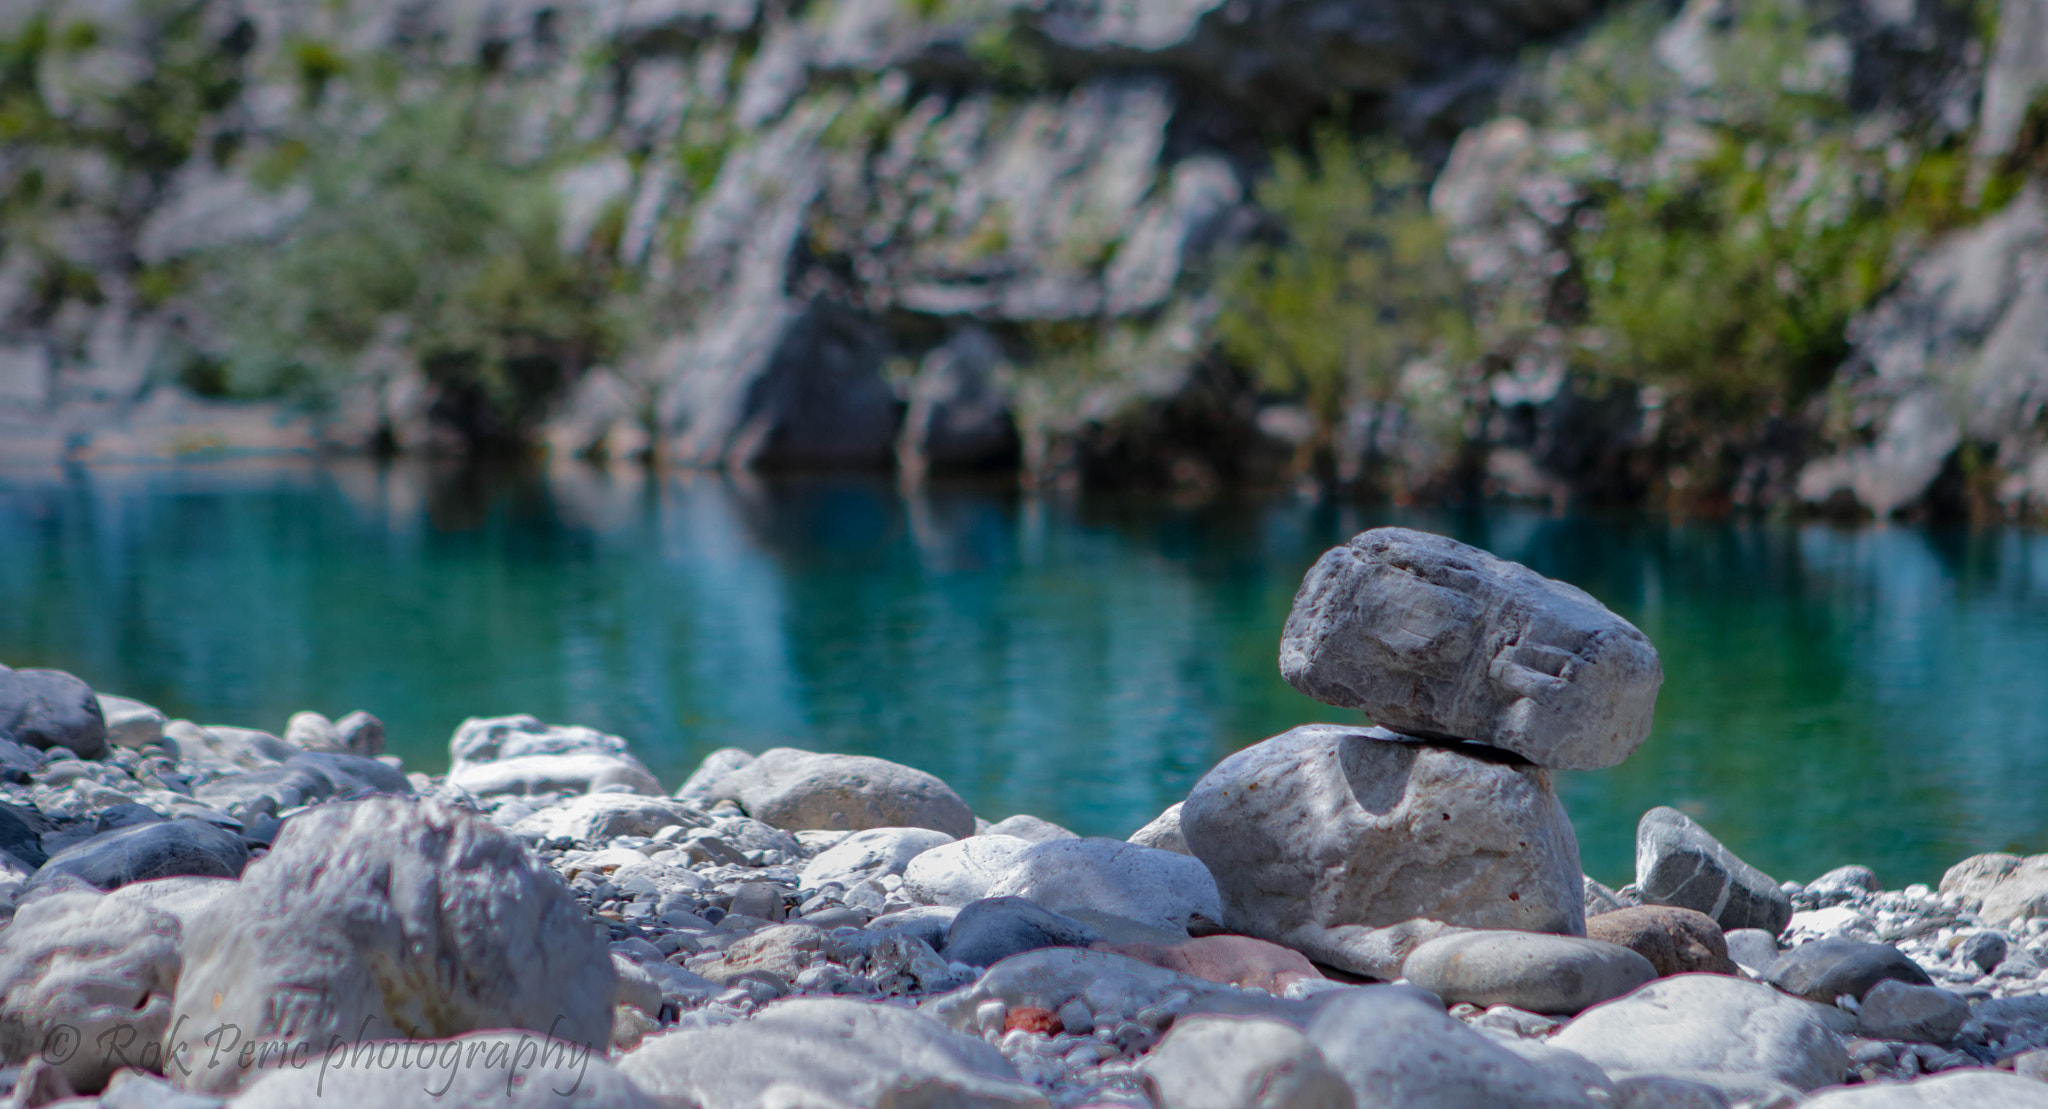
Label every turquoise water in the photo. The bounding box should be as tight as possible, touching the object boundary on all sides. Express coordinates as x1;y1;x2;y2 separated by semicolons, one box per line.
2;458;2045;889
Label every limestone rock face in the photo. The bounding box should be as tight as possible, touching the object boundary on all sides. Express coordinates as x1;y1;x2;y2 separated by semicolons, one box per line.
687;748;976;838
1278;528;1662;770
1182;724;1584;977
167;798;615;1094
0;889;181;1092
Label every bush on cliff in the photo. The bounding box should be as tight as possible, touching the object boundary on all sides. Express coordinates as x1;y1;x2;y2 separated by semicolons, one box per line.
1214;125;1472;482
204;75;621;450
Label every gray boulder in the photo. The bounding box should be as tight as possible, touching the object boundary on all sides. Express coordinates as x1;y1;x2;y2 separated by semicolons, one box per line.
1759;939;1932;1004
1182;724;1584;977
0;888;181;1092
1401;930;1657;1015
1798;1070;2048;1108
618;997;1046;1109
193;751;412;820
511;793;712;846
163;722;296;773
96;695;167;750
984;814;1078;842
675;747;758;800
448;715;659;798
0;667;108;760
1635;807;1793;935
903;835;1036;906
1278;529;1662;770
1305;986;1599;1108
231;1031;665;1108
167;798;615;1094
1128;802;1190;855
800;826;955;890
1939;853;2048;925
686;748;975;837
1140;1014;1355;1109
945;897;1102;968
1549;973;1849;1093
983;837;1222;933
28;819;248;892
1855;979;1968;1045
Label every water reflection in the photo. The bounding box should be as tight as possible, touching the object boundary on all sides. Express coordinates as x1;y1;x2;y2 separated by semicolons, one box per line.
0;458;2044;887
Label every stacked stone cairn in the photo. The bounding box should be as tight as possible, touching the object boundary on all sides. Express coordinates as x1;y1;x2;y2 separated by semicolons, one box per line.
0;532;2047;1106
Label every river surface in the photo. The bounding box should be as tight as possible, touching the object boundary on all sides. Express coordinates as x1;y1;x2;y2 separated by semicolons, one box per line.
2;457;2044;889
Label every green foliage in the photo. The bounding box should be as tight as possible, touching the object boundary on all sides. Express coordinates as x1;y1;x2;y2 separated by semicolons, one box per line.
205;83;619;446
1529;0;2021;418
1214;126;1471;441
966;26;1048;88
287;39;346;107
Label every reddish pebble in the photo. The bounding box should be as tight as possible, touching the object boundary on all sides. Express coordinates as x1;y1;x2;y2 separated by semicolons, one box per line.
1004;1007;1063;1035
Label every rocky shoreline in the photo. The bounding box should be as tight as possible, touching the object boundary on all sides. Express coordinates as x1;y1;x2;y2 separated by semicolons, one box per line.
1;529;2047;1107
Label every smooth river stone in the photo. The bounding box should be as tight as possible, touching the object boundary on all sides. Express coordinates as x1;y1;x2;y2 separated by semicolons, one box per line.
168;797;615;1094
947;897;1100;967
27;818;249;892
620;997;1045;1109
1587;906;1739;977
689;747;976;838
1402;931;1656;1015
0;666;108;760
1798;1070;2048;1108
1182;724;1584;978
983;837;1223;933
1549;973;1849;1093
1635;807;1793;935
1855;979;1968;1044
1759;938;1932;1004
1140;1015;1353;1109
1279;528;1662;770
1307;986;1602;1108
800;826;955;890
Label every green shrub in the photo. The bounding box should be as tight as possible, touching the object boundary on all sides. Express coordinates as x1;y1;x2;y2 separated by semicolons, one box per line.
1214;125;1471;469
204;82;620;448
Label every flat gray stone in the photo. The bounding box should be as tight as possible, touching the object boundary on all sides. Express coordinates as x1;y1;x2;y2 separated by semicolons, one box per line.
984;814;1078;842
904;835;1036;907
619;997;1045;1109
1760;939;1932;1004
983;837;1223;933
1279;528;1662;769
96;695;167;750
1306;985;1599;1108
799;826;955;891
945;896;1101;968
1140;1015;1353;1109
1855;979;1968;1044
1128;802;1189;854
1183;725;1584;978
1798;1070;2048;1108
1635;807;1792;934
1402;930;1657;1015
1549;973;1849;1093
688;748;975;838
28;819;248;892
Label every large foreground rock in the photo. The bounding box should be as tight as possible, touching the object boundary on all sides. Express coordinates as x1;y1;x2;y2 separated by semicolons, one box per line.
1549;973;1849;1093
619;997;1046;1109
684;747;976;837
1635;807;1793;935
1182;724;1583;977
1278;528;1662;769
233;1031;666;1108
0;666;108;760
0;889;181;1092
1306;986;1601;1108
168;798;615;1094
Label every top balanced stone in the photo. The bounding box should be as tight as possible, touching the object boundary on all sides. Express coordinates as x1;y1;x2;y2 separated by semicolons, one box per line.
1280;528;1663;770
